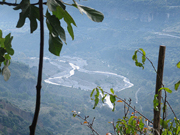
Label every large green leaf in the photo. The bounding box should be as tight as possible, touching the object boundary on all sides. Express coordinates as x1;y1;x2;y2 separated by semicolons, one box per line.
49;33;63;56
53;6;76;40
73;2;104;22
14;0;40;33
46;11;66;43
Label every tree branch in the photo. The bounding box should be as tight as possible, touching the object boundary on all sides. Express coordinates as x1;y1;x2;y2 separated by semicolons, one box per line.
0;1;47;6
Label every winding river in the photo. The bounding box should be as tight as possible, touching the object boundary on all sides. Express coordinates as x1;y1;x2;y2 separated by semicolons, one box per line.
42;56;134;92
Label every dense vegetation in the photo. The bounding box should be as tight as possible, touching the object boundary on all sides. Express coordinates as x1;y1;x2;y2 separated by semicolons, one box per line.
0;0;180;134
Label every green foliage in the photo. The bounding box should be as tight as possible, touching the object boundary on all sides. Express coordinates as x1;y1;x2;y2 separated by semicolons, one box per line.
116;116;147;135
132;48;146;69
0;30;14;81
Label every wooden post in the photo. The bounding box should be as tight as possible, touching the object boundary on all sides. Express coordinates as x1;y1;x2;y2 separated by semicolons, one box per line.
153;45;166;135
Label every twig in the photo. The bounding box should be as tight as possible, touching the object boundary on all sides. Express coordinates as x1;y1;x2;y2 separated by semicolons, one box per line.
76;114;100;135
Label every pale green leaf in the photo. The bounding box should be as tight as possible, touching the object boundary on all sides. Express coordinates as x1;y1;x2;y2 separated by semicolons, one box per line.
2;65;10;81
47;0;65;12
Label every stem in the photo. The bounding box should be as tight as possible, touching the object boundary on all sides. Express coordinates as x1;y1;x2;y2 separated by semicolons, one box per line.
29;0;44;134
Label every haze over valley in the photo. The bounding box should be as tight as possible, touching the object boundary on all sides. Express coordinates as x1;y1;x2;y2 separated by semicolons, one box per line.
0;0;180;134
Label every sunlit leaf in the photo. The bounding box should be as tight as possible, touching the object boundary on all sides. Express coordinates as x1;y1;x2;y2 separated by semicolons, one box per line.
90;88;95;97
158;87;172;93
177;62;180;68
47;0;65;12
73;2;104;22
110;88;114;94
139;48;146;64
175;80;180;90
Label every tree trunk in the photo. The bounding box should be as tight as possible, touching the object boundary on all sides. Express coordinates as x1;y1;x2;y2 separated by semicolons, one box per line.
29;0;44;134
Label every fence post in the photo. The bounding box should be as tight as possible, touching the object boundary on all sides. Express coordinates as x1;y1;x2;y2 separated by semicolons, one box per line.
153;45;166;135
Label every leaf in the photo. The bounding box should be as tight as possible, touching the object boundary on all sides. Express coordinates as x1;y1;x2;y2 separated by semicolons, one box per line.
139;119;144;130
102;94;107;103
47;0;66;12
49;33;63;56
83;121;88;124
176;126;180;134
4;54;11;60
73;2;104;22
93;94;99;109
90;88;95;97
0;30;2;38
52;6;76;40
175;80;180;90
110;88;114;94
0;56;5;62
117;100;123;103
67;24;74;40
14;0;40;33
46;11;66;44
132;50;137;61
98;86;104;95
177;62;180;68
158;87;172;93
110;95;116;103
2;65;10;81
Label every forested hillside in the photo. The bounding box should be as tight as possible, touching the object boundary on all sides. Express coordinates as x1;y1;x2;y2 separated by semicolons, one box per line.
0;0;180;134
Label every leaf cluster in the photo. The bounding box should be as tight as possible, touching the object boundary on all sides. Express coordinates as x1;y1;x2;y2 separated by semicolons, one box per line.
0;30;14;81
132;48;146;69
